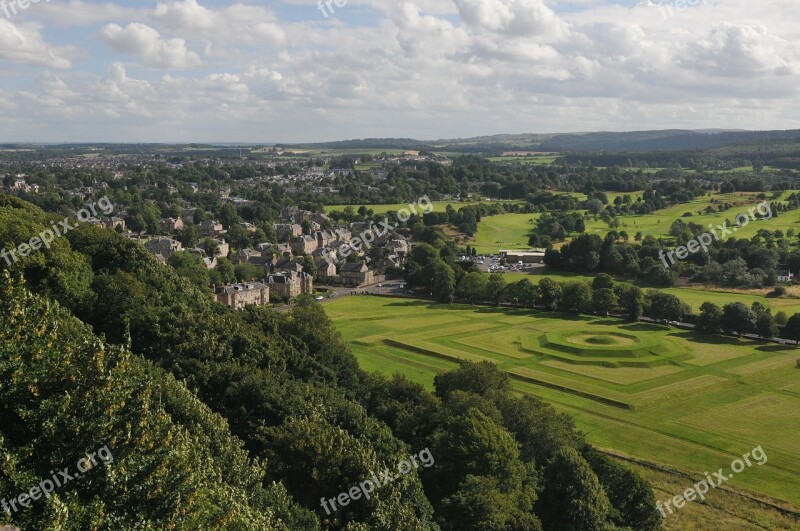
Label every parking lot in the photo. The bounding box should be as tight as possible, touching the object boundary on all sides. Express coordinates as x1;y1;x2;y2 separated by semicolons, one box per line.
465;254;546;274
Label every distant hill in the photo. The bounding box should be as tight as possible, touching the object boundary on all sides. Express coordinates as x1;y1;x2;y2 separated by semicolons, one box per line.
535;129;800;152
293;129;800;155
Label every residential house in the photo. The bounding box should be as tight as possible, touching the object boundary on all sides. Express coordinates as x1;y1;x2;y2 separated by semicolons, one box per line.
290;210;314;224
314;254;338;283
145;238;183;260
314;212;332;226
280;206;298;221
200;220;225;236
160;217;184;233
340;262;375;287
777;269;794;283
102;217;126;231
230;249;273;272
275;223;303;242
274;258;305;274
268;271;314;300
212;238;230;258
291;235;318;255
188;248;218;269
375;255;403;273
215;282;270;309
315;230;336;248
333;227;352;242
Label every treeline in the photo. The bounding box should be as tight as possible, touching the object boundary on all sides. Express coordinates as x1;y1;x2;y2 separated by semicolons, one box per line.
0;194;662;530
542;216;800;290
406;252;798;344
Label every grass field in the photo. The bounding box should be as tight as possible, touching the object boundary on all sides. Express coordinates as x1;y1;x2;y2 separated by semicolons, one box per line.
327;296;800;515
486;155;559;165
466;191;800;255
469;213;540;253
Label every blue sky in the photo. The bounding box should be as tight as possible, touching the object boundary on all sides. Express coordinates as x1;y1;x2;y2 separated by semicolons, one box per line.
0;0;798;142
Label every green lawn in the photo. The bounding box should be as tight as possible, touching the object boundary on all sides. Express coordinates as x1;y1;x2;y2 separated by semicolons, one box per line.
327;296;800;511
469;213;540;253
469;192;798;250
584;192;798;241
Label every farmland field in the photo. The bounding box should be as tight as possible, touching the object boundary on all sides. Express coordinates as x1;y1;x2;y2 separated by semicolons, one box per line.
327;296;800;515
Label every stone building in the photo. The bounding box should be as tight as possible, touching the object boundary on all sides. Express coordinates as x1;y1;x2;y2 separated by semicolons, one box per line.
215;282;270;309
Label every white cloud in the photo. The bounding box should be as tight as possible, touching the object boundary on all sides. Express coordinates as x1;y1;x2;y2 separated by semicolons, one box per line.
0;20;71;68
2;0;800;141
100;22;203;68
151;0;286;47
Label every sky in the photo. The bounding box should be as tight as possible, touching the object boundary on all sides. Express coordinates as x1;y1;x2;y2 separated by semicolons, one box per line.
0;0;798;143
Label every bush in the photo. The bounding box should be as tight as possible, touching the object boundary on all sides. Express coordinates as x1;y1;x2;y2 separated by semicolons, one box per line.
769;286;787;297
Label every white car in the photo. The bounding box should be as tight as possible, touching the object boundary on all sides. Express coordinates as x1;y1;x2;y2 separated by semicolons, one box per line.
315;296;324;301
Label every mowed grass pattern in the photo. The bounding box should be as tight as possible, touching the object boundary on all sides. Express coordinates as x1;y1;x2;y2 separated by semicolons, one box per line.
327;296;800;509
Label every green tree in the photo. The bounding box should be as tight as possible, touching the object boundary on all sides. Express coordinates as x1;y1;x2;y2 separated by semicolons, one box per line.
219;203;241;229
645;291;688;322
434;361;510;400
167;251;210;288
696;302;722;334
721;302;756;336
506;279;537;309
457;272;487;304
537;448;611;531
591;273;614;291
485;273;507;306
781;313;800;345
211;257;236;285
583;448;661;531
302;255;317;278
429;409;529;508
433;261;456;303
756;311;778;340
176;225;200;247
537;278;562;310
234;262;262;282
591;288;617;315
438;475;542;531
615;284;644;321
560;281;592;313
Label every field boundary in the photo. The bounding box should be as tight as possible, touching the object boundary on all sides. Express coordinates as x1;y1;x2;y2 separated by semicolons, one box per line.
598;448;800;519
